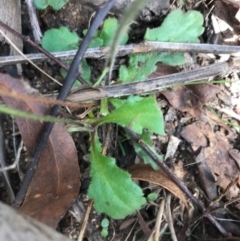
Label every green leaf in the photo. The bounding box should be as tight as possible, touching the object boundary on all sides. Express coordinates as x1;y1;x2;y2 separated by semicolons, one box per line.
80;59;92;83
101;228;109;238
34;0;68;10
144;9;204;43
100;18;128;46
89;38;104;48
147;192;158;202
144;9;204;66
82;17;128;48
88;135;146;219
33;0;48;10
109;96;142;109
49;0;68;10
96;96;165;135
101;218;110;228
119;53;159;82
82;29;103;47
131;130;162;170
42;27;80;52
156;52;185;66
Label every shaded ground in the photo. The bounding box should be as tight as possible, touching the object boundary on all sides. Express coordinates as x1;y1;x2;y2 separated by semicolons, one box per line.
0;0;240;241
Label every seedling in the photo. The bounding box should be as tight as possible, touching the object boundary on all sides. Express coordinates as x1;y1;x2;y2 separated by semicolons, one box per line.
147;192;158;202
39;10;204;219
100;218;110;238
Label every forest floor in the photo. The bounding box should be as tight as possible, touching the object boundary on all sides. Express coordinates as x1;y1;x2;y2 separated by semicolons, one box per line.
1;0;240;241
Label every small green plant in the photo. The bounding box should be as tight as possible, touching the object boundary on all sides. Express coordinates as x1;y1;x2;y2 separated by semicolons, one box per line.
101;228;109;238
39;10;204;219
147;192;158;202
34;0;68;10
119;9;204;82
100;218;110;238
42;27;80;52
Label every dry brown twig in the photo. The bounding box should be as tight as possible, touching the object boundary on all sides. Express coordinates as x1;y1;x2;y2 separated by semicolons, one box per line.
1;42;240;66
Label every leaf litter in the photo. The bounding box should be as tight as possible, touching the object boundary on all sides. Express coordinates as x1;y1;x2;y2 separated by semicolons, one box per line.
1;0;240;240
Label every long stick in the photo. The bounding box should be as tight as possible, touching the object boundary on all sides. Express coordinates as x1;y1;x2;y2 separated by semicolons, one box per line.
1;42;240;66
67;61;231;102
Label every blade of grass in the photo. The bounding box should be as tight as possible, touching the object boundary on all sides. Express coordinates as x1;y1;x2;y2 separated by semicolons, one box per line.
0;105;92;127
107;0;148;81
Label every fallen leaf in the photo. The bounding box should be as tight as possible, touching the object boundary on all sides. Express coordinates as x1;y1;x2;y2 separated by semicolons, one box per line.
162;86;202;118
187;84;221;103
180;121;209;151
180;121;240;200
129;163;189;209
0;73;80;228
162;84;220;118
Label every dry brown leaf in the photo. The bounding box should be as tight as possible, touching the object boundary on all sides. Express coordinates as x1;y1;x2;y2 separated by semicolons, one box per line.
162;84;220;118
181;121;240;200
129;163;189;209
162;86;202;118
180;121;209;151
0;73;80;228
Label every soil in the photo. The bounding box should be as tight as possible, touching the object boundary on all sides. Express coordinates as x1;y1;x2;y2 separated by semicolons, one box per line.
1;0;240;241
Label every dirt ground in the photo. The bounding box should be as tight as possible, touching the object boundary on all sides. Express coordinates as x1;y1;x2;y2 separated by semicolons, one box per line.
1;0;240;241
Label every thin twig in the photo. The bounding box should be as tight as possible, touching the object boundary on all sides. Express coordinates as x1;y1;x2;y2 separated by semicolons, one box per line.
166;194;178;241
1;42;240;66
77;200;93;241
154;198;166;241
124;127;231;237
0;115;15;203
25;0;42;43
0;140;23;172
102;124;113;155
